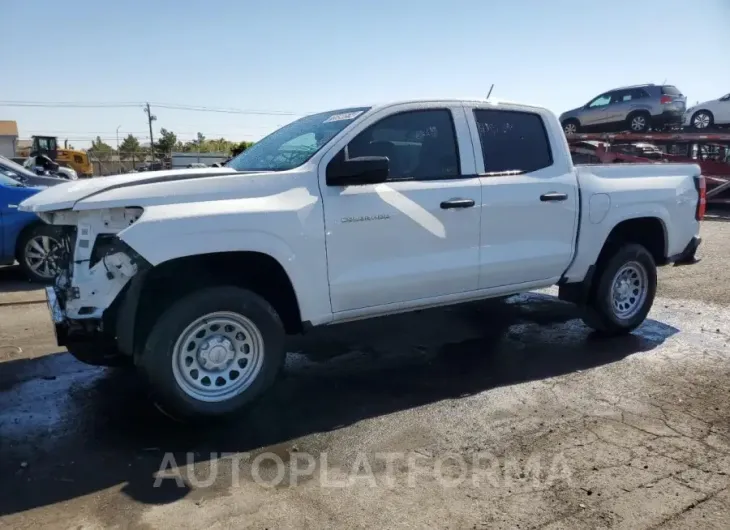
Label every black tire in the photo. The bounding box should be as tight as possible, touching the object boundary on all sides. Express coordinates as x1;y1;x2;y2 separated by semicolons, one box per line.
16;224;62;283
690;110;714;131
137;286;286;421
582;243;657;335
627;112;651;133
66;341;134;368
562;119;580;135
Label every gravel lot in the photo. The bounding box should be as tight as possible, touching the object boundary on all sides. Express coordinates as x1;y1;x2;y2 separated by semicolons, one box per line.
0;217;728;529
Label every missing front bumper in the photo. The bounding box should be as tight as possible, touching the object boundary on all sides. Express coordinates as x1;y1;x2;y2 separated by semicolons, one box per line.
45;286;64;324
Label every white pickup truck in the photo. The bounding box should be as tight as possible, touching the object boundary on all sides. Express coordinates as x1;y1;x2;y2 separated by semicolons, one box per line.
20;98;704;420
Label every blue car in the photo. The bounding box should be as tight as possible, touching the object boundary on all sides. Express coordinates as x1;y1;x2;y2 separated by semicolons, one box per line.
0;172;63;282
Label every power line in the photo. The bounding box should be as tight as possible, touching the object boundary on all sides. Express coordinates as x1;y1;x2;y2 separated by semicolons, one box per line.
148;103;303;116
0;100;308;116
0;101;141;108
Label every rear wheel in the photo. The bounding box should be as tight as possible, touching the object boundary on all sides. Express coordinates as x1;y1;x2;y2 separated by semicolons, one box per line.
627;112;651;133
582;243;657;335
562;119;580;135
138;286;286;421
17;224;62;283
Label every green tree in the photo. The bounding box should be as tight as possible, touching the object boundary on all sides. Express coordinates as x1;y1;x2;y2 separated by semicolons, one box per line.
119;134;141;154
231;141;254;156
154;128;177;154
87;136;113;161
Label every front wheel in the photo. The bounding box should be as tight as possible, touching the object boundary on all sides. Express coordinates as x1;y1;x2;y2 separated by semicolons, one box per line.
691;110;713;130
582;243;657;335
138;286;286;421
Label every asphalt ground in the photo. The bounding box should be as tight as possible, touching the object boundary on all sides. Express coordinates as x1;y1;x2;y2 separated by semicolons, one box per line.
0;216;728;529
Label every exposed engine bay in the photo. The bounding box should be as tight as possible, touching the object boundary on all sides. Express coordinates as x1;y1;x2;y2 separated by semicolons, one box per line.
44;207;148;322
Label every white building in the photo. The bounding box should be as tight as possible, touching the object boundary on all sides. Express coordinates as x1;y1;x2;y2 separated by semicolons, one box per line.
0;121;18;158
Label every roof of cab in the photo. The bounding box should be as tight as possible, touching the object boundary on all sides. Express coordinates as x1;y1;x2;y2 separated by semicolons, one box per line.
367;97;545;112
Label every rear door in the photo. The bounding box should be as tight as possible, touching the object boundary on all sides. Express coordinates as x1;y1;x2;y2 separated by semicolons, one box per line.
0;177;36;262
609;88;647;125
466;106;579;288
319;103;482;313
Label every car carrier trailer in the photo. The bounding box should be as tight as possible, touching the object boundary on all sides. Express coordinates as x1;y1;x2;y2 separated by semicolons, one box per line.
566;131;730;203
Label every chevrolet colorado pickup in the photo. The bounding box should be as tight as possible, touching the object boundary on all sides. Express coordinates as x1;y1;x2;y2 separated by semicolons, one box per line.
20;98;704;420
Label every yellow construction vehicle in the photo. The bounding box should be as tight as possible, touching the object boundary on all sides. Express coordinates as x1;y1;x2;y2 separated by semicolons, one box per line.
17;136;94;178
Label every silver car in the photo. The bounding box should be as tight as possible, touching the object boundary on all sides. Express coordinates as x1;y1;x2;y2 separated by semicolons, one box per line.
560;84;687;134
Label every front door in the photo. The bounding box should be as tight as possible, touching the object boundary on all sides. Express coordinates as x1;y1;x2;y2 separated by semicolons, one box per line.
581;93;613;127
320;105;482;313
716;95;730;124
468;107;578;288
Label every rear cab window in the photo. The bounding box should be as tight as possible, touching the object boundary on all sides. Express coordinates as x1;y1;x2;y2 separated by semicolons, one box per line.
472;109;553;175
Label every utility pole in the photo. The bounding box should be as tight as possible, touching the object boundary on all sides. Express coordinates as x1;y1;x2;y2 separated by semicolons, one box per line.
144;103;156;154
116;125;121;174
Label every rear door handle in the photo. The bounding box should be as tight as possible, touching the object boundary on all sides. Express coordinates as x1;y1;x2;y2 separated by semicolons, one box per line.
540;192;568;202
441;198;475;209
7;204;18;209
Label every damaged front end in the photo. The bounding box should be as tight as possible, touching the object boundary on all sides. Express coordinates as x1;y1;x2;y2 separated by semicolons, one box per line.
42;207;150;346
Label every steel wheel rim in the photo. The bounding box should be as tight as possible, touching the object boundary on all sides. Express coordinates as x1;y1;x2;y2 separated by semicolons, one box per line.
693;113;710;129
631;116;646;131
564;123;577;134
24;235;61;279
610;261;648;320
172;311;265;402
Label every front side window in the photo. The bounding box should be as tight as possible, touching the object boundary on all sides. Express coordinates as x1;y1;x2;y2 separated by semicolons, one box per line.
473;109;553;174
344;109;461;180
611;90;631;103
226;107;370;172
588;94;612;108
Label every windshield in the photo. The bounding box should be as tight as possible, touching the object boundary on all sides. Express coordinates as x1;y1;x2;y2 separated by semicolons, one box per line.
226;107;370;172
0;156;35;178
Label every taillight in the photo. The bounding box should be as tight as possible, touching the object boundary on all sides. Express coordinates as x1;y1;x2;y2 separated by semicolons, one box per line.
695;175;706;220
660;95;672;104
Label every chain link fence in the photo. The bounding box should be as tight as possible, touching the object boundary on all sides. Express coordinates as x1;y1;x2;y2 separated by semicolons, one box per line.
89;151;230;176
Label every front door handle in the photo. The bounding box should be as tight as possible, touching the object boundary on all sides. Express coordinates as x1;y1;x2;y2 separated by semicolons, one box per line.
7;204;18;209
540;192;568;202
441;198;475;209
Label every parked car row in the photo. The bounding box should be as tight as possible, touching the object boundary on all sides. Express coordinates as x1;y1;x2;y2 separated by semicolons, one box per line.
0;156;65;282
560;84;730;135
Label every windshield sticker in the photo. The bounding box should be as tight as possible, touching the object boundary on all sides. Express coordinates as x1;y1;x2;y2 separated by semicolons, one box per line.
324;111;364;123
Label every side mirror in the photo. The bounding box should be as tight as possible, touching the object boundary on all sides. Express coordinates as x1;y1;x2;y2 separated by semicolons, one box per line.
327;156;389;186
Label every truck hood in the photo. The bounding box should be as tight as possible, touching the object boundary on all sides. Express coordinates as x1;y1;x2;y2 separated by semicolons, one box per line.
19;167;241;213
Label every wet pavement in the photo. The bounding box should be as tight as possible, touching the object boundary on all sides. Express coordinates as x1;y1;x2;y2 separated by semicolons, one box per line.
1;222;729;529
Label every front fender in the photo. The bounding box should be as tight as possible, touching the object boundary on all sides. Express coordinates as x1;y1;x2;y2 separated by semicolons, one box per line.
117;197;332;325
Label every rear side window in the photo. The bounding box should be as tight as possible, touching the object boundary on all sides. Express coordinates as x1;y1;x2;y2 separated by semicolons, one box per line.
661;86;682;96
473;109;553;174
629;88;650;99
